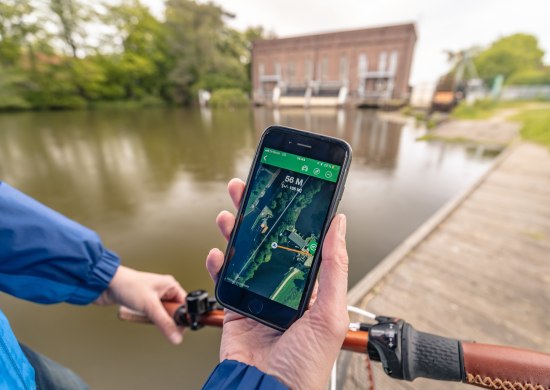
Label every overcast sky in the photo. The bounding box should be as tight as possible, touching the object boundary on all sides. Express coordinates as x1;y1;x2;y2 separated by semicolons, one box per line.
144;0;550;85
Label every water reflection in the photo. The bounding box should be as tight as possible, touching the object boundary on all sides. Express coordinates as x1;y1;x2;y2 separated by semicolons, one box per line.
0;107;497;389
0;109;256;222
254;108;403;167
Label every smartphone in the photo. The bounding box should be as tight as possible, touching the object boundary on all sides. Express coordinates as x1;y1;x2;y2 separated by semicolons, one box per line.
215;126;352;331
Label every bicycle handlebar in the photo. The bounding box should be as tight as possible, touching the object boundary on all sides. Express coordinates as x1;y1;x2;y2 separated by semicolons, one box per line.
118;305;370;353
462;342;550;389
118;292;550;389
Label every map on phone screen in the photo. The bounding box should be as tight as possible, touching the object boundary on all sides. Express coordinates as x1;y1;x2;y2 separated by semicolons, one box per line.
225;147;341;309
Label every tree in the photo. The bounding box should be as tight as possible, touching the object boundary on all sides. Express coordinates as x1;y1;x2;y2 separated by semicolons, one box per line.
49;0;89;58
474;34;544;82
0;0;258;109
506;67;550;86
0;0;48;110
0;1;27;65
0;0;47;69
164;0;254;103
164;0;225;102
100;0;169;99
0;67;32;110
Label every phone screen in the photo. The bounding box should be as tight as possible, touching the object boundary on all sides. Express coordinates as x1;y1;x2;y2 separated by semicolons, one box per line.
224;147;341;309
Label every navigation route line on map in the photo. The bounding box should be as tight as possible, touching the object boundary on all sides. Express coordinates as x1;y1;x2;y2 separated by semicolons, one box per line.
272;243;310;257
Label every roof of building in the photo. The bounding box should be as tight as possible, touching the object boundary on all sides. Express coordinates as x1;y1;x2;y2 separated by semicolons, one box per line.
288;231;307;249
253;22;417;49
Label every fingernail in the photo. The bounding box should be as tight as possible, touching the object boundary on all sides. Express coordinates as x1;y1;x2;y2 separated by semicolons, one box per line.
170;331;182;344
339;214;347;237
208;248;221;257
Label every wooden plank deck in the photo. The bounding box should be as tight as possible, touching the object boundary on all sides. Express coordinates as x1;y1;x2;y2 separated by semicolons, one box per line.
341;142;550;389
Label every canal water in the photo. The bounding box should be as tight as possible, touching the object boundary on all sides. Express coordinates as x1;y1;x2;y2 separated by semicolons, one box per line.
0;107;497;389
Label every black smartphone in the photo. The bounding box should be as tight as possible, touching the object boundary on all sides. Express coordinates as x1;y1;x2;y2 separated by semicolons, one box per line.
215;126;352;331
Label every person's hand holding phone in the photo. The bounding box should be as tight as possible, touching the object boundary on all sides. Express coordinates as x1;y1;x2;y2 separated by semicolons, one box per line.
206;178;350;390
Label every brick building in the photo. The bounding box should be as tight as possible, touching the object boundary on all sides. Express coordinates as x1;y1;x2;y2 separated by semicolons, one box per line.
252;23;417;107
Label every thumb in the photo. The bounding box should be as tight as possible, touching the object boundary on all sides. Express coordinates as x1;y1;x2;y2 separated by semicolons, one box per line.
315;214;349;311
145;298;183;345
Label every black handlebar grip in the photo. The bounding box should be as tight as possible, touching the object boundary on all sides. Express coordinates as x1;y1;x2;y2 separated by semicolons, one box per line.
401;323;464;382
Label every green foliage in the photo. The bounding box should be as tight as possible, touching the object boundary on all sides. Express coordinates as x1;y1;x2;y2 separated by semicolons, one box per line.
451;99;498;119
511;108;550;148
0;67;32;110
209;88;249;108
272;270;306;309
71;58;109;100
474;34;545;83
164;0;250;103
400;105;413;116
50;0;88;58
102;1;170;100
426;117;438;129
507;67;550;86
0;0;264;111
0;1;42;66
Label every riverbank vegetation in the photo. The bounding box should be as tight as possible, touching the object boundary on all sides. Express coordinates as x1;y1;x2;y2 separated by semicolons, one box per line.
0;0;267;111
445;33;550;147
511;108;550;149
448;100;550;148
450;99;501;120
209;88;250;109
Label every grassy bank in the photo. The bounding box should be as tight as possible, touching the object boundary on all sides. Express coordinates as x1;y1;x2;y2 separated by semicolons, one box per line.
449;99;550;148
511;109;550;148
450;99;535;120
451;99;499;119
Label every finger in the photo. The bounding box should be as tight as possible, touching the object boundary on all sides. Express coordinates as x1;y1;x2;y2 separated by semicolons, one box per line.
206;248;224;283
315;214;349;311
160;283;186;304
307;281;319;309
145;298;183;345
216;210;236;241
227;178;245;209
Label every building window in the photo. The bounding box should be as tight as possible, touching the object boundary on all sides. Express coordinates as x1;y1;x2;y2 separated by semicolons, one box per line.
286;61;295;82
339;55;348;81
259;63;265;77
378;51;387;72
274;61;281;76
305;59;313;81
358;53;368;75
319;57;329;81
389;50;398;74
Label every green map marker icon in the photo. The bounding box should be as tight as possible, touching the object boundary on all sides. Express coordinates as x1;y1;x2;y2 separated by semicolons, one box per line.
308;241;318;254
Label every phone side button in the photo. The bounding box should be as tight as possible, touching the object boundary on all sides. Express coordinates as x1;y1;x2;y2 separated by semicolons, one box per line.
248;299;264;314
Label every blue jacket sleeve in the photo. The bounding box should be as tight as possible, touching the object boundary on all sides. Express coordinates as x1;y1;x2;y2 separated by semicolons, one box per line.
203;360;288;390
0;181;120;305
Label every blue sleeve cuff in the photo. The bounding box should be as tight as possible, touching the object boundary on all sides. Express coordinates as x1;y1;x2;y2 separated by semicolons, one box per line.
66;248;120;305
0;181;121;305
203;360;288;390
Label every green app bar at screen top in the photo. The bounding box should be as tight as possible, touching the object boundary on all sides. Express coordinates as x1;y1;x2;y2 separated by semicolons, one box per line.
261;148;341;183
